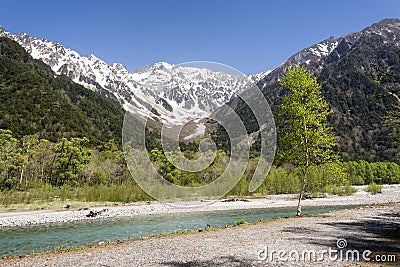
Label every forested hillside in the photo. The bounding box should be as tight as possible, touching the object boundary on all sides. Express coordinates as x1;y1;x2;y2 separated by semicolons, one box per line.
224;19;400;162
0;37;124;145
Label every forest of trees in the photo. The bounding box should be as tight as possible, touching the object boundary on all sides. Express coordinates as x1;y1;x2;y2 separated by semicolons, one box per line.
0;129;127;189
1;128;399;205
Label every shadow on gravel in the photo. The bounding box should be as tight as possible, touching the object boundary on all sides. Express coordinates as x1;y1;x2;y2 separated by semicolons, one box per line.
321;211;400;254
283;208;400;264
161;255;255;267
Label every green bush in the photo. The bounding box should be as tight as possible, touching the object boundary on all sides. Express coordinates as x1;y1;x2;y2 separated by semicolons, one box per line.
342;161;400;185
365;182;383;195
4;178;17;189
323;184;357;196
228;176;249;196
89;169;109;185
258;168;300;195
236;219;246;225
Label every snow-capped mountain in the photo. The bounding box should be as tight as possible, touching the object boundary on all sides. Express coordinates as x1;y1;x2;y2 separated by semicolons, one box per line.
0;21;362;130
260;18;400;85
250;69;273;82
5;18;396;128
251;18;400;161
0;27;252;127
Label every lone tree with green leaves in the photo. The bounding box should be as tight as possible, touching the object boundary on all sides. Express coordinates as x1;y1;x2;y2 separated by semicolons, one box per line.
278;66;338;216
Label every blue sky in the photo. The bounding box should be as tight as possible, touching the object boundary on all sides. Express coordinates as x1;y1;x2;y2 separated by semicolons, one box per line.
1;0;399;74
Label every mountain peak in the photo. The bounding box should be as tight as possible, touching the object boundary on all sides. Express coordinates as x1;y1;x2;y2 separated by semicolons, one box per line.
111;62;126;70
133;61;173;74
154;61;173;69
362;18;400;35
253;18;400;161
87;53;99;60
375;18;400;25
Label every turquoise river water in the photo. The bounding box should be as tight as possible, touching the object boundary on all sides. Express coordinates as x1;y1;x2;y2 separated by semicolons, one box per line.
0;205;357;257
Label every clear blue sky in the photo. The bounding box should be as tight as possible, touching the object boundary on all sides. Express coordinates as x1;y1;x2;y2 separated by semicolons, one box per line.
1;0;399;74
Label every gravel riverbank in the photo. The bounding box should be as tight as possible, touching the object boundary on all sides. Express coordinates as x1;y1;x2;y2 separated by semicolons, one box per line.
3;203;399;266
0;184;399;228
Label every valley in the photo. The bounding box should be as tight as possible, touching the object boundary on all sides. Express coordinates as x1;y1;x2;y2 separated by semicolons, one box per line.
0;13;399;265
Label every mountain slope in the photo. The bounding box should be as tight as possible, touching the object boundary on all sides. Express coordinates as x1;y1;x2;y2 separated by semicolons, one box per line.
0;37;124;144
228;18;400;162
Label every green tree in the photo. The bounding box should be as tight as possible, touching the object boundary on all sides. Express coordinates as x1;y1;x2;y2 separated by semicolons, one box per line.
0;129;20;188
53;137;91;186
278;66;338;215
83;139;126;185
29;138;55;184
19;133;40;185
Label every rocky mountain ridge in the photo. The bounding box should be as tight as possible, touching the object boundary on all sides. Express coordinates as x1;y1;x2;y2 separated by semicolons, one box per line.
0;27;251;126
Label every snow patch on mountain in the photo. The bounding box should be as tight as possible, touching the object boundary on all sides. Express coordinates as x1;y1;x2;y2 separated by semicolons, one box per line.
309;41;338;57
250;69;273;81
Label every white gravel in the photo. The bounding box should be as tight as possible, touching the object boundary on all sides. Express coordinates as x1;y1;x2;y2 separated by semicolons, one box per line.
0;184;399;228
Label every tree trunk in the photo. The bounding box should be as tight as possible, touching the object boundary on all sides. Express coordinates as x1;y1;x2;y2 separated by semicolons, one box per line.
296;167;308;216
49;154;57;185
298;116;309;216
19;168;24;185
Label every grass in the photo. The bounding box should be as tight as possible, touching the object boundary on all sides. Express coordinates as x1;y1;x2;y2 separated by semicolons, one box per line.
0;178;368;212
0;182;152;210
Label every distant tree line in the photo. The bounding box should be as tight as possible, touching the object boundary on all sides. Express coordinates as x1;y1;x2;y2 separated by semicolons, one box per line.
1;128;399;198
0;129;130;190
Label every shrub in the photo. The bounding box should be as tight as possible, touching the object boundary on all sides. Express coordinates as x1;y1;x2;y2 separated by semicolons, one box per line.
4;178;17;189
323;184;357;196
365;182;383;195
236;219;246;225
